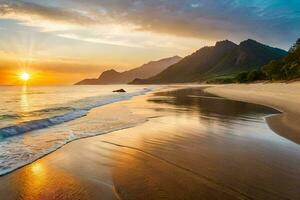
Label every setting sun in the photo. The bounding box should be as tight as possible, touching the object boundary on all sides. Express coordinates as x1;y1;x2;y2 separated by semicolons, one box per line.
20;72;31;81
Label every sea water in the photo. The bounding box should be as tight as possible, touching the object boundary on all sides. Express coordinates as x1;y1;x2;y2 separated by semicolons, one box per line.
0;85;153;175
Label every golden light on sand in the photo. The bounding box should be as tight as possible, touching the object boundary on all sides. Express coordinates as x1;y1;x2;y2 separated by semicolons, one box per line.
20;72;31;81
31;163;44;175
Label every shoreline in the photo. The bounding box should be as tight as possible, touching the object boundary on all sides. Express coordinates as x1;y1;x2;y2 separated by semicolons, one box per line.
0;86;156;177
3;82;297;178
0;120;147;177
1;84;300;199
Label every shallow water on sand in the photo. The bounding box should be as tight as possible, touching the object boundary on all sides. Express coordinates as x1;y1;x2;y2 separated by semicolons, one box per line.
1;87;300;200
0;85;152;175
108;88;300;200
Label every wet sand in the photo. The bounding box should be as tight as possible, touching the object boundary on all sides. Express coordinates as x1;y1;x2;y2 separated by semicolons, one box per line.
205;82;300;144
1;86;300;200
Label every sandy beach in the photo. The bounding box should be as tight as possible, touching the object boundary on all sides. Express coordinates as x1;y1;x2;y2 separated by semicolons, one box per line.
205;82;300;145
1;84;300;200
0;0;299;199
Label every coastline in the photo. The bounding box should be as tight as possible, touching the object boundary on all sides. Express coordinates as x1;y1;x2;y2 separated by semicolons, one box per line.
0;86;154;176
1;84;300;199
205;82;300;144
0;93;158;200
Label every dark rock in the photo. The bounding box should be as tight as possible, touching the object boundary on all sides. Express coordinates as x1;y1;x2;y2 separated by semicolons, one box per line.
113;89;126;93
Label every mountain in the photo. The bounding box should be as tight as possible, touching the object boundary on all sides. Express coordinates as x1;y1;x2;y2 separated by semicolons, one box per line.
75;56;182;85
130;39;287;84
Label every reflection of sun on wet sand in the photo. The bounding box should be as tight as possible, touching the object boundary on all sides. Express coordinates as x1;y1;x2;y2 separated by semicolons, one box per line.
1;85;300;200
5;161;90;200
17;163;89;200
0;136;119;200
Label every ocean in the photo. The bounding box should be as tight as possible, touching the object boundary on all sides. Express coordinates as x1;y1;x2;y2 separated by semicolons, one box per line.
0;85;153;175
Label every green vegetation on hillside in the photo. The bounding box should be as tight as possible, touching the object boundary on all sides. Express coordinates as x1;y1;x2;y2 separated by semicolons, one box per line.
207;70;267;84
208;38;300;83
262;40;300;80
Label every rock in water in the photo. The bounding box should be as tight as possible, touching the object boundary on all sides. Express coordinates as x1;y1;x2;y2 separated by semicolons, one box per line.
113;89;126;93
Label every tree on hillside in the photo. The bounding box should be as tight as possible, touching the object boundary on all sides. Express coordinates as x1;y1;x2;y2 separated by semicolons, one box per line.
262;41;300;80
289;38;300;52
262;60;284;80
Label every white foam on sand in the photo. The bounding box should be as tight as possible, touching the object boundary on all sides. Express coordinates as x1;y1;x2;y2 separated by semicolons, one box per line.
0;87;153;176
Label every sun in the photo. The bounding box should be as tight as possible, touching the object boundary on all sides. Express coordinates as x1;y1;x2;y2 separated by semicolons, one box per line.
20;72;31;81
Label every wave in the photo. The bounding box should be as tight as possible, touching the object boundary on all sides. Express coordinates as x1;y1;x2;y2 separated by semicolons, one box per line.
0;87;152;139
0;118;147;176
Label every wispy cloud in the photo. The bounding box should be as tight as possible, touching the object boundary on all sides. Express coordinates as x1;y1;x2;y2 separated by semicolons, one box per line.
57;33;143;48
0;0;299;48
0;0;97;26
68;0;300;45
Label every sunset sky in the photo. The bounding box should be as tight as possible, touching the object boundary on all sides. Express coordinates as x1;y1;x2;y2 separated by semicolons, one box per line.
0;0;299;85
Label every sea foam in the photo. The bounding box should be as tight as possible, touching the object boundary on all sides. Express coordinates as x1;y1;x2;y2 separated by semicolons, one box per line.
0;87;152;139
0;87;153;175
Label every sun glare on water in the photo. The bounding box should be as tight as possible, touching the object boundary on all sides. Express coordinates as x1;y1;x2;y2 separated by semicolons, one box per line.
20;72;31;81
